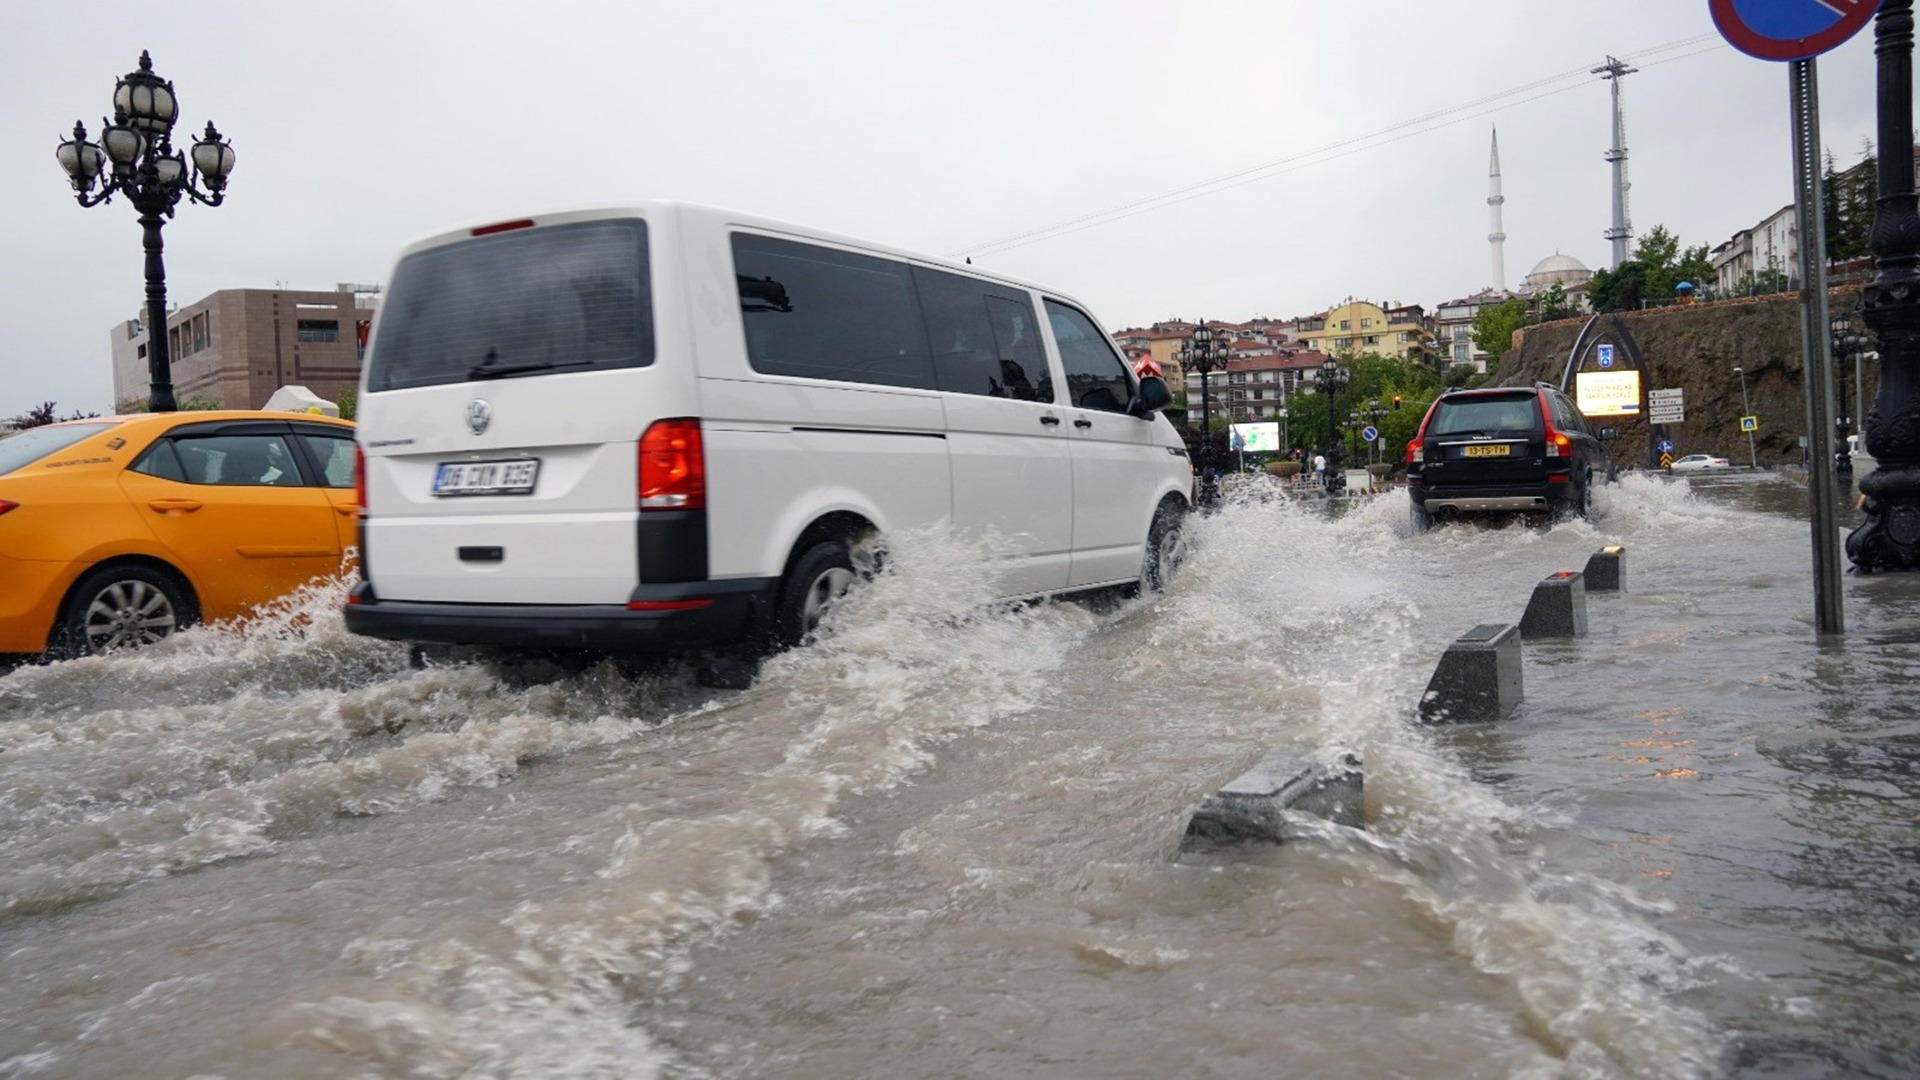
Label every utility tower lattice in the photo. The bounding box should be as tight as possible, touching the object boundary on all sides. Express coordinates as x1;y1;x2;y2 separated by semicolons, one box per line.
1595;55;1636;268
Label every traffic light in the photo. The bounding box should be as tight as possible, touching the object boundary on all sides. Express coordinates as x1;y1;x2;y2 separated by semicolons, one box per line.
1392;395;1402;410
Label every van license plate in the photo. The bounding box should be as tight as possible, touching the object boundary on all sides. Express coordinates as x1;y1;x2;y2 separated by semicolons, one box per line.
433;458;540;496
1462;445;1511;458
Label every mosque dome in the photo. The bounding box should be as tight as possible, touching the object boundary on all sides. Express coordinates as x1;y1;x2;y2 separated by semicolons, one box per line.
1523;253;1592;288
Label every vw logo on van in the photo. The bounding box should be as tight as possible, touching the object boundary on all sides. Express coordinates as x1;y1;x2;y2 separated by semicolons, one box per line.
465;399;492;435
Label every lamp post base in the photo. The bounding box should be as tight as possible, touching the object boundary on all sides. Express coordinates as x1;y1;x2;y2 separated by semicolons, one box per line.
1847;467;1920;570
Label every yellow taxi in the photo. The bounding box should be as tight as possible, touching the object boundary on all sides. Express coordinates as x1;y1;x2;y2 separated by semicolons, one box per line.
0;410;358;658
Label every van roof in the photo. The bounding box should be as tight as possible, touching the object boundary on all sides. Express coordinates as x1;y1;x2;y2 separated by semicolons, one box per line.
393;200;1084;309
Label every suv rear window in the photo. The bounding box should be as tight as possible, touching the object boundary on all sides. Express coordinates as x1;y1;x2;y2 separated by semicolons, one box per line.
0;422;118;476
367;219;654;392
1428;393;1540;436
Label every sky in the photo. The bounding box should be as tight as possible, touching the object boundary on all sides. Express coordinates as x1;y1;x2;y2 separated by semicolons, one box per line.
0;0;1898;417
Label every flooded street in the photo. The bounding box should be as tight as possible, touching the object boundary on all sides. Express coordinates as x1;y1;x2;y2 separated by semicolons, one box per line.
2;473;1916;1079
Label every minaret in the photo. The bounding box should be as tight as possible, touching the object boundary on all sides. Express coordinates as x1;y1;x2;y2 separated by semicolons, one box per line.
1487;127;1507;290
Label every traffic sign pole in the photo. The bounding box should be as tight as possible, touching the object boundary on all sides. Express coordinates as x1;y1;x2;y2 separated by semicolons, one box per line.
1710;0;1874;636
1791;57;1845;634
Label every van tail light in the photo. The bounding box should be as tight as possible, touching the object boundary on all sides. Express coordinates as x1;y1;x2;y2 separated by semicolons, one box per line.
1540;396;1571;458
354;445;366;511
639;419;706;511
0;500;17;518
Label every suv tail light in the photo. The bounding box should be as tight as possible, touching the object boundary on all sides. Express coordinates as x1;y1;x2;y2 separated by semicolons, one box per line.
1406;404;1436;465
1540;395;1571;458
639;419;705;511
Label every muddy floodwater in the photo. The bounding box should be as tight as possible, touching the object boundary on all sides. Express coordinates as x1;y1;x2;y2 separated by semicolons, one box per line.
1;472;1915;1079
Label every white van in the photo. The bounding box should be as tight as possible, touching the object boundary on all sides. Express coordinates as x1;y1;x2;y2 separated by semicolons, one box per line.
343;202;1192;655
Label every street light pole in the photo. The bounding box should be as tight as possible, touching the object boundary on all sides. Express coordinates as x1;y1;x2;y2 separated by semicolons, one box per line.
1318;357;1349;492
1734;365;1757;469
55;52;235;412
1850;0;1920;572
1186;321;1221;507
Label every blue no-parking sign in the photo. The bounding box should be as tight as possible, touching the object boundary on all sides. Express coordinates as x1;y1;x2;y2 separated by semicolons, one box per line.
1710;0;1881;62
1361;425;1379;443
1597;343;1614;369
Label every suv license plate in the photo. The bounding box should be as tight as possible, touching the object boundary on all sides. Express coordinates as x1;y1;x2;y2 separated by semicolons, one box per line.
433;458;540;496
1462;445;1512;458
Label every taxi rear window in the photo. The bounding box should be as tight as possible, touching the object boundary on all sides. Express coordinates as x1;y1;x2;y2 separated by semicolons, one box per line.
0;422;118;476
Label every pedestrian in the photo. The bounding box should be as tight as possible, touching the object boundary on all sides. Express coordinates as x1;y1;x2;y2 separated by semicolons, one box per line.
1312;450;1328;488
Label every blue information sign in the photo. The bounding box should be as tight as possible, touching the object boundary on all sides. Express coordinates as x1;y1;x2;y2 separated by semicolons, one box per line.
1710;0;1881;62
1659;439;1675;453
1597;343;1614;369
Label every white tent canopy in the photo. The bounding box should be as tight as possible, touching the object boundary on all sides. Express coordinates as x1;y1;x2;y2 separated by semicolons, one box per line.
260;385;340;417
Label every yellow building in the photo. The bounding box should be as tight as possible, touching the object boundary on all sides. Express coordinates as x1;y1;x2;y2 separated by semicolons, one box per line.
1296;300;1426;360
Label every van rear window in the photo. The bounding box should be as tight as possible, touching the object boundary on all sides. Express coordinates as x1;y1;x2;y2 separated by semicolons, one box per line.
367;220;653;392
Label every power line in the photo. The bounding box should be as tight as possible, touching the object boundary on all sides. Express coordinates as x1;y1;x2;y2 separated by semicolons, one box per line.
954;33;1724;260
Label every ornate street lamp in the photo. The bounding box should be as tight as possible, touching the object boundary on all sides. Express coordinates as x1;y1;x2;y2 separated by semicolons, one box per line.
1849;1;1920;570
56;51;235;412
1182;321;1223;506
1830;313;1871;469
1318;357;1350;490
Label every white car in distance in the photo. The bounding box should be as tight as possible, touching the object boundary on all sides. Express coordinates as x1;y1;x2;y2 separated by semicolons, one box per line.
1670;454;1732;473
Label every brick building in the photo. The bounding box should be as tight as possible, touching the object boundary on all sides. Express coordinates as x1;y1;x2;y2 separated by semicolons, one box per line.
110;286;377;411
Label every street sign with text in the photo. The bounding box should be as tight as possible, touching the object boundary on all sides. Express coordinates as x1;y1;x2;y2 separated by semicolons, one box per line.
1651;405;1687;424
1649;387;1685;404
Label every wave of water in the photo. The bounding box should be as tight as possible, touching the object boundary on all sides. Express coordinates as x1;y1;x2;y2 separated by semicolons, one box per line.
0;481;1769;1077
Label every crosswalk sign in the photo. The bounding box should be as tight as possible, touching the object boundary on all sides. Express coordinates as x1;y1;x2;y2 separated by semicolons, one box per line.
1740;414;1759;432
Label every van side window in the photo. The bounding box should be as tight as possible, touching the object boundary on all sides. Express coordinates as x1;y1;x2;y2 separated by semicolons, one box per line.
914;268;1051;403
732;234;935;390
1044;300;1133;414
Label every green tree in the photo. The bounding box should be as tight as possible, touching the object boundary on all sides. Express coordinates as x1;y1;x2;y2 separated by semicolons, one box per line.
1471;298;1531;358
335;388;358;421
1588;260;1649;312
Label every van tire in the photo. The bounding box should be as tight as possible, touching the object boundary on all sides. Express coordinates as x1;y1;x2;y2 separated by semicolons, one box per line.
772;538;857;648
1141;500;1189;594
51;564;195;659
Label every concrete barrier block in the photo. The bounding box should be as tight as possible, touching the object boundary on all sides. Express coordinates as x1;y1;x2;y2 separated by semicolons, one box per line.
1584;545;1625;592
1179;749;1364;853
1520;570;1588;639
1419;623;1523;723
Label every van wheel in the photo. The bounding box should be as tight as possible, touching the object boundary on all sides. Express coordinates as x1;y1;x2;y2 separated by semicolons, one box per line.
772;539;857;647
1141;501;1189;594
52;564;194;658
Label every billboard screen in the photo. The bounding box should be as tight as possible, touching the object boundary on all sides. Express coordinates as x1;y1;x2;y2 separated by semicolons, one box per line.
1575;369;1642;417
1230;422;1282;452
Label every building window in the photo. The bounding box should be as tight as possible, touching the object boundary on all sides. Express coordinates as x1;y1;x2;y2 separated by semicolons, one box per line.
1361;317;1372;328
296;319;341;343
1340;319;1350;330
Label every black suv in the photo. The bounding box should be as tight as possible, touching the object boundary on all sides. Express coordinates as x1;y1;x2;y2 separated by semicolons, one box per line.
1406;383;1616;530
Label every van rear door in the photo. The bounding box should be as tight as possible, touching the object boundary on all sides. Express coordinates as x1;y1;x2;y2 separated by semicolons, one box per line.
358;214;687;605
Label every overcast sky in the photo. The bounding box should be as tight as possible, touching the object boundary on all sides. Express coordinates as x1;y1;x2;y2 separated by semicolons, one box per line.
0;1;1897;416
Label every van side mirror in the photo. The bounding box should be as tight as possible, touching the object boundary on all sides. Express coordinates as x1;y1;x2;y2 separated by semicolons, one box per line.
1599;426;1618;440
1130;375;1173;416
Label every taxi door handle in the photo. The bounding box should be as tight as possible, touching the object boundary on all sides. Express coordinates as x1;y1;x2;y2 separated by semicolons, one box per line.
335;504;358;516
147;498;203;515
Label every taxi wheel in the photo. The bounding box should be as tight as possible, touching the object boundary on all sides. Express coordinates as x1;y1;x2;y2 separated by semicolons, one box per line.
52;565;195;659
